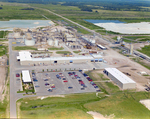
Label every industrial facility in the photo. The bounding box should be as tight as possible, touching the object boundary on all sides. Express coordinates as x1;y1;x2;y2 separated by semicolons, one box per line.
17;51;103;65
103;68;136;89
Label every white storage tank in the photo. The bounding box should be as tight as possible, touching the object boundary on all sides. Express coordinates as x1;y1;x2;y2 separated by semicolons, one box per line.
25;38;35;46
47;40;54;46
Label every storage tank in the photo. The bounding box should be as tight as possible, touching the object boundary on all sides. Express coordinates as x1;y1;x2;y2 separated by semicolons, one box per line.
54;40;59;47
47;40;54;46
25;38;35;46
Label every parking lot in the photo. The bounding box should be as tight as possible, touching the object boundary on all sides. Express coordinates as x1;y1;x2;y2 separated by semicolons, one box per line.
33;71;99;95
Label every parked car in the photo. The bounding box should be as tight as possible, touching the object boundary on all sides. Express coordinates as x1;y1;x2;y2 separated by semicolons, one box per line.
83;85;87;88
81;88;85;90
94;86;98;88
44;79;48;81
51;86;55;88
79;70;82;72
16;78;20;81
45;83;50;86
96;90;101;92
47;88;52;92
33;79;38;82
92;84;96;86
16;73;20;77
72;72;76;75
68;87;73;89
62;78;66;80
63;80;68;82
35;85;40;88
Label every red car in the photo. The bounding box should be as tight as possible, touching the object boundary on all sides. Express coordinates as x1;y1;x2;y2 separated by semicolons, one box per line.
16;73;20;77
63;80;68;82
51;86;55;88
89;79;93;82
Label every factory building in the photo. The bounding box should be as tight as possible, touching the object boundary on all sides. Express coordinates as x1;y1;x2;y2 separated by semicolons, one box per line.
17;51;103;65
103;68;136;90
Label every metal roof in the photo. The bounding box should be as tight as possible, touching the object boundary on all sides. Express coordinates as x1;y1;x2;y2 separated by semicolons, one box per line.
32;56;94;61
22;70;31;83
19;51;32;61
91;54;102;58
105;68;136;84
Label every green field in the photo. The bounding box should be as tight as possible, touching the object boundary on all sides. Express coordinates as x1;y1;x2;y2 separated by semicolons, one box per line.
17;91;150;119
123;36;150;40
138;45;150;57
17;93;103;118
56;51;71;54
86;70;120;94
0;3;61;21
0;45;7;56
0;31;9;38
13;46;37;51
73;51;81;54
48;47;64;50
84;91;150;119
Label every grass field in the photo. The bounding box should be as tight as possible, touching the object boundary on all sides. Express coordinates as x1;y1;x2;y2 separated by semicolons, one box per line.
17;91;150;119
13;46;37;51
48;47;64;50
84;92;150;119
0;31;9;38
56;51;71;54
17;93;104;118
0;97;8;118
0;45;7;56
123;36;150;40
0;3;61;21
73;51;81;54
138;45;150;57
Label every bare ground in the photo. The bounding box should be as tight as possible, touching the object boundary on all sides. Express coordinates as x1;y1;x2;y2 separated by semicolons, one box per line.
0;66;6;99
103;48;150;91
87;111;115;119
140;99;150;111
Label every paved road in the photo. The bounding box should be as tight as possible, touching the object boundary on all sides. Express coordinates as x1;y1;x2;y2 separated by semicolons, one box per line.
9;34;17;118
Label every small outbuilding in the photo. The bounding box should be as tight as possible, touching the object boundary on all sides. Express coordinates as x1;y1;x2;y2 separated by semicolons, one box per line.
22;70;32;83
103;68;136;90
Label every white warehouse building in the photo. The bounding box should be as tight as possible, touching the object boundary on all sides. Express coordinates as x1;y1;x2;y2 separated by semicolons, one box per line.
103;68;136;90
17;51;103;66
22;70;32;83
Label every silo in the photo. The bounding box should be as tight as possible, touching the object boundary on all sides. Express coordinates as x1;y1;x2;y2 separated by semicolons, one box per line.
117;36;122;42
47;39;54;46
25;38;35;46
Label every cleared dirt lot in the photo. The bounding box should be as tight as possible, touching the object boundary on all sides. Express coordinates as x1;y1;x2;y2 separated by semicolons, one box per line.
103;48;150;91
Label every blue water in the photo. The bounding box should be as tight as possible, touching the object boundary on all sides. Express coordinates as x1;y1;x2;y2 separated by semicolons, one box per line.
84;19;126;24
0;20;52;31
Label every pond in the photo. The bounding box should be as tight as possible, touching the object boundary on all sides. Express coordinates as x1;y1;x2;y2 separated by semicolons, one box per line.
84;19;126;24
85;19;150;34
0;20;53;31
